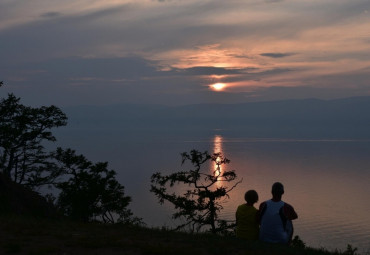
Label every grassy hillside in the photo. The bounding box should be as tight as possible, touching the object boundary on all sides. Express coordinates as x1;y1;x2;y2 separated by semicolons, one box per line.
0;216;358;255
0;174;58;219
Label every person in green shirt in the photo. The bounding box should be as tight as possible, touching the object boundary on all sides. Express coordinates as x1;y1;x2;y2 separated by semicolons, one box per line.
236;190;259;241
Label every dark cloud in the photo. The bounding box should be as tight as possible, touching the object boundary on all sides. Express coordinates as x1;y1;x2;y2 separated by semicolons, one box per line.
73;5;131;22
250;85;370;102
304;67;370;89
40;12;61;18
174;66;246;76
260;53;295;58
258;68;293;75
2;56;161;85
0;5;132;64
264;0;285;3
219;68;293;83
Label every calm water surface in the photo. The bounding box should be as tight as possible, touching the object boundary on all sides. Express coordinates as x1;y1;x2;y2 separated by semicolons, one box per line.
57;129;370;253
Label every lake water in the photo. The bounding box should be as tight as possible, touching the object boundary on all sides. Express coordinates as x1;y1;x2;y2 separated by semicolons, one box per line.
56;128;370;253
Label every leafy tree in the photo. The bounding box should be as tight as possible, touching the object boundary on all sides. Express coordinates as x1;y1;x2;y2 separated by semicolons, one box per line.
53;147;142;224
0;82;67;188
1;82;140;225
150;149;242;234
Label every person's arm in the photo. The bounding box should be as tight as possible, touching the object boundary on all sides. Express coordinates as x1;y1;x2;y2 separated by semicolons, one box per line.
256;201;266;224
283;203;298;220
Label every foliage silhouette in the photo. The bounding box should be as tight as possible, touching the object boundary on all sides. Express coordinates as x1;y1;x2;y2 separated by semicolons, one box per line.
343;244;358;255
150;149;242;234
53;147;142;224
1;81;140;224
0;84;67;188
291;235;306;249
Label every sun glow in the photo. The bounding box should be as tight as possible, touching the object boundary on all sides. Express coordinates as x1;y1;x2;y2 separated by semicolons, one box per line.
210;83;226;91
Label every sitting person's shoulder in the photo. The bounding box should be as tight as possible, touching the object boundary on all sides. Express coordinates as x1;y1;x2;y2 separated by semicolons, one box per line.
283;202;298;220
259;201;267;209
283;202;294;209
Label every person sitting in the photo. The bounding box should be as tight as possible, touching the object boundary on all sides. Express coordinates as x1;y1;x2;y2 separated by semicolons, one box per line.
235;189;259;241
258;182;298;244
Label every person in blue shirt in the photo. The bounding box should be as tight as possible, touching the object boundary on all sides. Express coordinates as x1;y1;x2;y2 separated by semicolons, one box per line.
258;182;298;244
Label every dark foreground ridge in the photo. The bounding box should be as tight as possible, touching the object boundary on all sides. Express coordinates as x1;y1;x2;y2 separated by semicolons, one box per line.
0;173;58;218
0;216;360;255
0;172;361;255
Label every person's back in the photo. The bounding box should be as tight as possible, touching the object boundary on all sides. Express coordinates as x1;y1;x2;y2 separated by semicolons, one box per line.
259;200;290;243
258;182;297;244
236;204;259;240
236;190;259;241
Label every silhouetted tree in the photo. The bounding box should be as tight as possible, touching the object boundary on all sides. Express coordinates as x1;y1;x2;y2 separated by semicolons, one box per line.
0;82;67;188
1;82;141;224
53;147;142;224
150;149;242;234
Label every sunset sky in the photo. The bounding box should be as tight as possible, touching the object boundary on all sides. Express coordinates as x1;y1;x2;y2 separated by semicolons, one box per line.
1;0;370;106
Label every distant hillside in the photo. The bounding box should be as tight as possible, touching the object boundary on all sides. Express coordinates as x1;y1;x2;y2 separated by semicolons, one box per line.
61;96;370;139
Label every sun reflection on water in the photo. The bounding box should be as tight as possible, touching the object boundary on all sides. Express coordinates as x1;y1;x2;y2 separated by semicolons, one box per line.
212;135;224;183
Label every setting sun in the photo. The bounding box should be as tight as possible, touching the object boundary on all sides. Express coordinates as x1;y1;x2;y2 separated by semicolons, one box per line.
210;83;226;91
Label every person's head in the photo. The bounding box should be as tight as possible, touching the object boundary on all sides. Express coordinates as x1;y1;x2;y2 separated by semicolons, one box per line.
244;190;258;205
271;182;284;197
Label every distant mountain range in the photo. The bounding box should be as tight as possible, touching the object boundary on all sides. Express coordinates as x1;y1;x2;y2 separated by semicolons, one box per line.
61;96;370;139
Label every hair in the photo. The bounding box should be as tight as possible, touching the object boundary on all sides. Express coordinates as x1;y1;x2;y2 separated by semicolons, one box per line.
244;190;258;204
271;182;284;195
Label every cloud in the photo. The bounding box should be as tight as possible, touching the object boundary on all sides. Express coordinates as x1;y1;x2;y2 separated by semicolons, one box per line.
174;66;246;76
1;0;370;106
250;85;370;102
40;12;62;18
264;0;285;3
260;53;295;58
